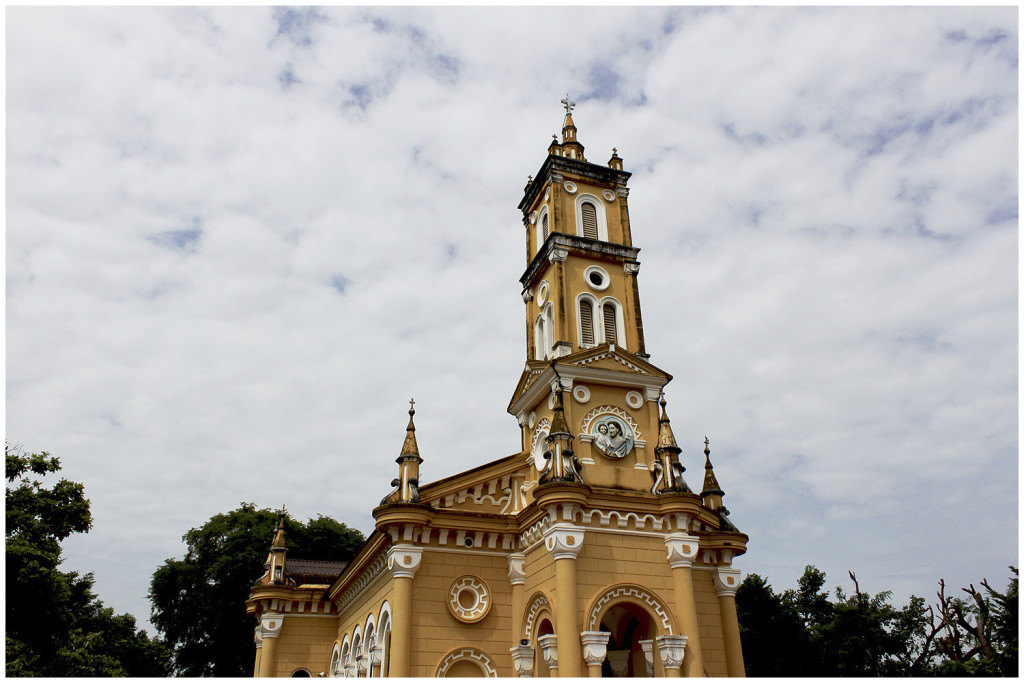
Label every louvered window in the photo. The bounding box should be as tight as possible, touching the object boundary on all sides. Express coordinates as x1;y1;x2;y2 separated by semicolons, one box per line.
603;303;618;345
541;213;549;242
581;202;598;239
579;300;594;347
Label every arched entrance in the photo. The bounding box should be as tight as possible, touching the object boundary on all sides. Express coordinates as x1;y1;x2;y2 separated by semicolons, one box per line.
599;602;654;677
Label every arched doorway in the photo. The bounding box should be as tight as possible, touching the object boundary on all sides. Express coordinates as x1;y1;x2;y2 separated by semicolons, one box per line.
535;618;554;677
599;601;655;677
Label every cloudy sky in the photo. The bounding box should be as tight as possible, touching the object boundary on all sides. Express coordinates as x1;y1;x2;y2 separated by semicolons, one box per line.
7;6;1017;633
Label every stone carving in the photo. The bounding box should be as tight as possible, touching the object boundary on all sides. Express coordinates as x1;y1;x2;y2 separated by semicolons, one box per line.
591;416;634;459
538;634;559;670
447;576;491;624
587;585;674;634
656;635;688;671
522;593;552;639
580;631;611;667
434;648;498;678
664;533;700;569
386;544;422;580
543;523;585;561
714;567;742;598
639;639;654;676
510;643;535;678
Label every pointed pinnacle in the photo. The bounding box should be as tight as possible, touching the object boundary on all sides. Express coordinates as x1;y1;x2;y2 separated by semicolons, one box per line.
399;399;420;458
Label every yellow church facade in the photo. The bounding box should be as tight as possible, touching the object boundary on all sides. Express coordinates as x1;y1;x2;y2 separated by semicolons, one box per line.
247;100;748;678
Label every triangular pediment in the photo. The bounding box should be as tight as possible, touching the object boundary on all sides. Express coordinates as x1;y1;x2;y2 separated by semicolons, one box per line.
507;360;550;413
564;345;672;379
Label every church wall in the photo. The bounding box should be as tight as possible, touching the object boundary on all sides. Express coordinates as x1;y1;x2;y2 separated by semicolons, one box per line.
334;569;394;667
409;548;515;677
272;614;338;677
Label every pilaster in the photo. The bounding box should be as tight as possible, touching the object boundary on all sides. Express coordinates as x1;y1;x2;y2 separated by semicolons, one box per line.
386;544;422;676
665;532;704;677
656;634;688;678
714;567;745;677
543;523;584;676
257;613;283;677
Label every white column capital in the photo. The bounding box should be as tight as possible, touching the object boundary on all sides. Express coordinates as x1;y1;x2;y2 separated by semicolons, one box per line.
664;532;700;569
254;625;264;648
656;634;688;670
580;631;611;666
714;567;742;597
387;543;423;579
508;552;526;585
510;643;536;678
260;612;284;639
538;633;559;669
543;523;585;560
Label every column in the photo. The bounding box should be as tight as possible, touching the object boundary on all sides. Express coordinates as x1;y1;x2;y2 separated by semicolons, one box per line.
656;635;688;678
386;544;423;677
508;552;527;638
543;523;584;676
638;639;654;676
665;533;704;677
257;613;283;677
580;631;610;677
538;634;559;676
714;568;745;677
253;626;263;678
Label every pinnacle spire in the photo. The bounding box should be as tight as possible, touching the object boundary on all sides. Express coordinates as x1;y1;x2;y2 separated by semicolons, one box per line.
398;398;420;460
270;513;287;551
701;436;724;498
657;393;680;451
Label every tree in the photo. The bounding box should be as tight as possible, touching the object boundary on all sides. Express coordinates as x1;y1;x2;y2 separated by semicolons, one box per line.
150;503;364;677
736;564;1019;677
6;445;170;676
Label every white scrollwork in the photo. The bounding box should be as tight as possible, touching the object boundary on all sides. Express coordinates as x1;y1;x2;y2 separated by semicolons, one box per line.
531;418;551;471
538;634;559;668
448;575;492;623
523;593;552;638
510;644;535;678
580;631;611;666
625;391;644;409
434;648;498;678
508;553;526;585
587;585;674;634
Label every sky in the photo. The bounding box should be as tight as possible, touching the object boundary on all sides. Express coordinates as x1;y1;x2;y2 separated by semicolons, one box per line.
7;6;1018;635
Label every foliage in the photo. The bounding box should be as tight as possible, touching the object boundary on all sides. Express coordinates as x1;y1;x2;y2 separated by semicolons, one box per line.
150;503;365;677
737;564;1018;677
6;445;170;676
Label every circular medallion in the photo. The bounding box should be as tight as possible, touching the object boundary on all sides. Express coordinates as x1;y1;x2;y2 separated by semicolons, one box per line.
563;181;577;194
530;211;537;224
528;411;537;429
584;265;610;291
537;281;548;305
603;189;616;202
448;576;491;623
590;415;635;459
625;391;644;409
573;385;591;404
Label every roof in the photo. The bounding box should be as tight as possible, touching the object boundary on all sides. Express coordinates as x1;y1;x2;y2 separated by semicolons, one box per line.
285;558;349;584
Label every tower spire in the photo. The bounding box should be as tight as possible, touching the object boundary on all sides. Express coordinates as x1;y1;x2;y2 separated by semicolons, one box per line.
258;514;288;586
539;367;583;485
651;393;691;494
558;94;585;161
390;399;422;503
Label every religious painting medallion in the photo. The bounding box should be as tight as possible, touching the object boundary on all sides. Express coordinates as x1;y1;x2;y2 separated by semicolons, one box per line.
590;415;635;459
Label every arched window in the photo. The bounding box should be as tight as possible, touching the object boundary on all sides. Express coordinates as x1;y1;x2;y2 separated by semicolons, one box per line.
603;302;618;347
545;304;554;356
541;212;549;242
534;315;546;361
579;299;595;348
581;201;598;240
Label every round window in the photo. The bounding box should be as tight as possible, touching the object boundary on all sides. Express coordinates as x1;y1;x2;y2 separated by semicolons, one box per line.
584;266;610;291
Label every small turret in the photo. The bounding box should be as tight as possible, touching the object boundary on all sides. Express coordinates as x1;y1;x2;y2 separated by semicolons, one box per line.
394;399;422;503
539;370;583;485
651;394;691;494
608;147;623;171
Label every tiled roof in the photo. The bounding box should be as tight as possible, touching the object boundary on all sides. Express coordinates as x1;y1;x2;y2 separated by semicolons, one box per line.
285;558;348;583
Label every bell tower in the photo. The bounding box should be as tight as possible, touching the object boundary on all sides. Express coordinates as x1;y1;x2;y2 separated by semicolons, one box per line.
509;98;682;493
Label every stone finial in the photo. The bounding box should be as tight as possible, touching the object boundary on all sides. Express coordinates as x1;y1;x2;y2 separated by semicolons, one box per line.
651;393;691;494
398;398;419;459
701;436;724;499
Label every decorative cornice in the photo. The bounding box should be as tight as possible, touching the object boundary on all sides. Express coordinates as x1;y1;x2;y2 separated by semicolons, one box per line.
520;233;640;289
335;552;388;613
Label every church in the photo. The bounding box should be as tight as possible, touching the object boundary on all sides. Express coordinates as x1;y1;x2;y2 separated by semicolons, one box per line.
246;100;749;678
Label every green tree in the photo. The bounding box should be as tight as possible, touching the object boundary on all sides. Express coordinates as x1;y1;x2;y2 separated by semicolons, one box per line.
736;573;814;675
150;503;364;677
6;445;170;676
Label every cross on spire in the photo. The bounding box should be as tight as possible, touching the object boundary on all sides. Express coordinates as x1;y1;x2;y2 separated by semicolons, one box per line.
561;94;576;113
409;398;415;415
